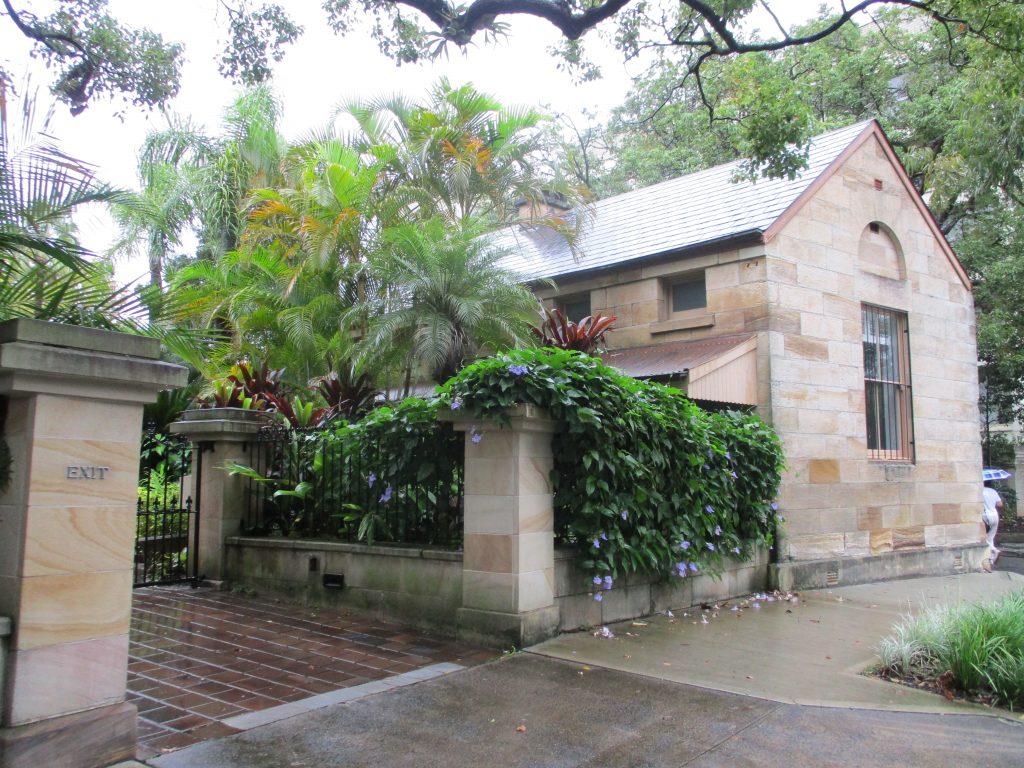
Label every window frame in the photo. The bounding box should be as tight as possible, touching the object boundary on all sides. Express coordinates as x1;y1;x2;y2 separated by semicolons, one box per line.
665;272;708;318
861;304;915;462
558;293;592;323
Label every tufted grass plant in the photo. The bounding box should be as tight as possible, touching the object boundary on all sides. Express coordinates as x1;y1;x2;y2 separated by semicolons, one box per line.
878;590;1024;709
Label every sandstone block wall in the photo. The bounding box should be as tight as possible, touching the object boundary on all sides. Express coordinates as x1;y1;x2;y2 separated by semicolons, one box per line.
766;135;983;562
533;133;982;567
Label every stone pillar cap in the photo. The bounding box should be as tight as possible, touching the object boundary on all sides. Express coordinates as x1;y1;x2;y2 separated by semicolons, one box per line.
171;407;275;440
440;403;559;432
0;317;160;358
0;319;186;401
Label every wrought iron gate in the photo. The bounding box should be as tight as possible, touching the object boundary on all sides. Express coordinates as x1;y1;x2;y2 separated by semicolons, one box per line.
134;430;200;587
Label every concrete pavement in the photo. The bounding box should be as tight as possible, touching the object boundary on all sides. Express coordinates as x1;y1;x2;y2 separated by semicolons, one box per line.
533;572;1024;713
147;573;1024;767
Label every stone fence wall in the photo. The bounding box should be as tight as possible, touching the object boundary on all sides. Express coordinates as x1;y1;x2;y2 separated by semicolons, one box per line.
177;404;770;647
223;537;768;639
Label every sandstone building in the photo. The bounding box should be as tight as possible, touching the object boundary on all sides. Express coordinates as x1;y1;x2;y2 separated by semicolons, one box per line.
495;121;986;587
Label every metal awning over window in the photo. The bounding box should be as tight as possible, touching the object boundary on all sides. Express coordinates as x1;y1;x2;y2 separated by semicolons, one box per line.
601;333;759;406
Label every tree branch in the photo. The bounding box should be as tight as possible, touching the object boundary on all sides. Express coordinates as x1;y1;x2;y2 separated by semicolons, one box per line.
388;0;635;41
382;0;999;62
2;0;89;58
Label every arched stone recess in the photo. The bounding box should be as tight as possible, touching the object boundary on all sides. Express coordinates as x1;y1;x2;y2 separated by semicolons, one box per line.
857;221;906;282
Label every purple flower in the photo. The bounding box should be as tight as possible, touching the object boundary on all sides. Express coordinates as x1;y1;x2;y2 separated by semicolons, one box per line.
705;505;714;514
593;538;601;549
732;547;741;555
620;510;628;521
602;575;613;590
600;532;608;541
771;502;779;511
725;451;732;460
367;472;377;488
594;593;603;602
707;449;713;459
450;399;462;410
714;525;722;536
676;562;687;577
679;540;691;550
592;575;603;586
731;471;738;479
707;542;715;551
689;562;698;573
470;426;483;444
703;463;710;470
379;485;393;503
508;364;530;377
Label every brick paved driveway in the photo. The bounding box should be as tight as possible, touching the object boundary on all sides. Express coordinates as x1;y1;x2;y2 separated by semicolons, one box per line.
129;587;494;758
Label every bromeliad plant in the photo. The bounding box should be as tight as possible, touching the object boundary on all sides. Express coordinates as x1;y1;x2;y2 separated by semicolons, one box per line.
532;307;616;354
439;348;784;596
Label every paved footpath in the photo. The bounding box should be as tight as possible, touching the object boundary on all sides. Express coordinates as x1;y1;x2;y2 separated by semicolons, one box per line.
146;573;1024;768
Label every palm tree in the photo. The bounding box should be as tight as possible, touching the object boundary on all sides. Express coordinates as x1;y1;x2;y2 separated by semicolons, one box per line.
112;85;286;293
108;114;214;291
361;217;539;386
197;85;286;260
0;81;140;327
164;245;356;386
340;79;591;232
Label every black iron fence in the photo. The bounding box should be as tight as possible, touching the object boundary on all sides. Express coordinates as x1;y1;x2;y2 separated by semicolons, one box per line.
134;431;198;587
242;422;464;547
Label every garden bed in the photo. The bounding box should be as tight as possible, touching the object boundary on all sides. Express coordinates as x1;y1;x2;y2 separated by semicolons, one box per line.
873;590;1024;712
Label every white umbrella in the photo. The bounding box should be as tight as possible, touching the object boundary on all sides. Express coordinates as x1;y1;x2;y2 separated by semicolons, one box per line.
983;468;1012;482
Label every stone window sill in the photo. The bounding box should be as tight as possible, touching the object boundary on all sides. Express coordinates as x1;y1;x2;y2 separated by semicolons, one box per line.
650;315;715;334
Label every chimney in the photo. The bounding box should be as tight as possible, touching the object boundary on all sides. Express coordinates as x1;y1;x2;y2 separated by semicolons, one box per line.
516;190;572;222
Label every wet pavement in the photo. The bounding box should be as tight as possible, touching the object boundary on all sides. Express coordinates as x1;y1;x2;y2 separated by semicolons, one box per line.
129;587;495;758
533;572;1024;713
148;653;1024;768
143;573;1024;767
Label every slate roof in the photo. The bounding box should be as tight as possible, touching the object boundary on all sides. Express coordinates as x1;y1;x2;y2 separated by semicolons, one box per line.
495;120;874;281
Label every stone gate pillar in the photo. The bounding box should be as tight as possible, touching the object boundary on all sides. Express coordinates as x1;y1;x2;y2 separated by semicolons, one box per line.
171;408;269;583
0;319;186;768
442;405;560;647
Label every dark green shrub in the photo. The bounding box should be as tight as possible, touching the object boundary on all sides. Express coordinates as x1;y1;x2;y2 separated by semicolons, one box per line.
230;397;463;545
440;348;784;592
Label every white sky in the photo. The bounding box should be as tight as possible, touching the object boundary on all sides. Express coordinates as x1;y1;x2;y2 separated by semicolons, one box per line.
1;1;824;284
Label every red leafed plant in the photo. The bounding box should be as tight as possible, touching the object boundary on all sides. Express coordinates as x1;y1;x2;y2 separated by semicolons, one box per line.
264;393;332;429
313;365;379;421
531;307;616;354
227;359;286;401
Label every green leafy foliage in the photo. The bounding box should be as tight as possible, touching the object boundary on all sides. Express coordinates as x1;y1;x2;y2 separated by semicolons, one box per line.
227;398;463;545
439;348;784;588
3;0;183;114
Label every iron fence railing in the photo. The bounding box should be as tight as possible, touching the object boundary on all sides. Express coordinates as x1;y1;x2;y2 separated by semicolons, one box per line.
135;431;198;586
242;423;464;547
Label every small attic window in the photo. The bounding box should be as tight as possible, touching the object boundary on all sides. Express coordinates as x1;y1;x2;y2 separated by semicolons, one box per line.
869;222;881;233
559;294;592;323
873;179;884;191
670;274;707;314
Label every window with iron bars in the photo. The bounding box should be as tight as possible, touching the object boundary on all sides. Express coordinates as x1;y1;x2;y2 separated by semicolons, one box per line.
861;304;914;461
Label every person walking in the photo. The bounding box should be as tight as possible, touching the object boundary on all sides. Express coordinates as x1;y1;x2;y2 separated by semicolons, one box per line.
982;479;1004;566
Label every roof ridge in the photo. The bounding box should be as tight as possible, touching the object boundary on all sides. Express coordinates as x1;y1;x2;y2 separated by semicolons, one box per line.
593;119;876;207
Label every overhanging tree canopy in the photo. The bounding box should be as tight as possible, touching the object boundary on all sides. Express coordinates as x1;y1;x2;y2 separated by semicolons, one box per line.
5;1;1024;119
